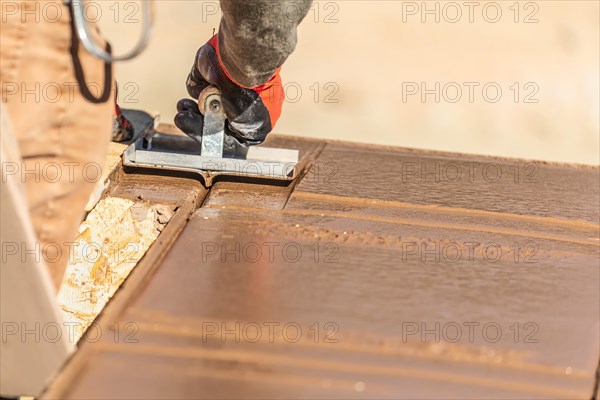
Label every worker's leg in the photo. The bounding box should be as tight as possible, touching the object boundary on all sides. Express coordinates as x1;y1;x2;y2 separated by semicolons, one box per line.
0;0;113;289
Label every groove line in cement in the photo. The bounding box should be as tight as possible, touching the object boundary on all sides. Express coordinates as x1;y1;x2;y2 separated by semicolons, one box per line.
129;318;589;379
204;204;600;247
97;342;590;399
291;192;600;231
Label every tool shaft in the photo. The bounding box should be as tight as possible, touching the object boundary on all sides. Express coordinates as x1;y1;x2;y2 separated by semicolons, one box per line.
199;86;226;158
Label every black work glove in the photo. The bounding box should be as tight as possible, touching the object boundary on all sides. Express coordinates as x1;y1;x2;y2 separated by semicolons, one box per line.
174;34;284;156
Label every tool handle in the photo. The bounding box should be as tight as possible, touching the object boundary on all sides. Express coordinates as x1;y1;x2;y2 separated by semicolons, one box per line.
198;86;222;116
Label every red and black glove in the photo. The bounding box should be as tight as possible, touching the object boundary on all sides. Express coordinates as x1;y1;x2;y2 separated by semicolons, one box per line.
174;34;284;155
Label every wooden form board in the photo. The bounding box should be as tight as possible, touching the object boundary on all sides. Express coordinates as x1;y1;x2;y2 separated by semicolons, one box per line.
0;107;74;397
43;131;600;399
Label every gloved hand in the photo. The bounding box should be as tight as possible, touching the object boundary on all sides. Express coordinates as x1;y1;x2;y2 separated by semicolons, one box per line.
174;34;284;156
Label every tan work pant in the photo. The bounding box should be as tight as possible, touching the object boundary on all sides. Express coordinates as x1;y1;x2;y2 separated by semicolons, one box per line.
1;0;113;289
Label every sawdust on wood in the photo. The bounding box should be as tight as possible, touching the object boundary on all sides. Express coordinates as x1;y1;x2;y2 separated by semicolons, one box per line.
58;197;174;342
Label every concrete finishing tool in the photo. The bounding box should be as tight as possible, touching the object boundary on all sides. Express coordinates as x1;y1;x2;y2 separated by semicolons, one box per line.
122;86;299;187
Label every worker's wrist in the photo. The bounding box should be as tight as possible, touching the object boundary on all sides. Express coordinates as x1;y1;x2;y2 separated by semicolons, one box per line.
211;33;279;89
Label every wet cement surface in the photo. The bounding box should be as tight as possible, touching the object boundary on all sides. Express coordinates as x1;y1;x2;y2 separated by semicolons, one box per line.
44;131;600;399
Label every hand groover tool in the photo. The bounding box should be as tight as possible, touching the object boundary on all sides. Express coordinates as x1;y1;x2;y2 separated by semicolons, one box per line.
122;86;300;187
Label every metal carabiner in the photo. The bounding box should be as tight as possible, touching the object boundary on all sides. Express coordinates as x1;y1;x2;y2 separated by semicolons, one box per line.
66;0;154;63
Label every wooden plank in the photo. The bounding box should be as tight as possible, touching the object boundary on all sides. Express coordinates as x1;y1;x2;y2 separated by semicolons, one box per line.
1;109;74;397
84;142;128;212
42;135;600;399
57;198;176;342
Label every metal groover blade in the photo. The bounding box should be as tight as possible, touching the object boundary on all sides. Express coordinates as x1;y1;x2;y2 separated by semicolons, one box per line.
200;89;226;158
122;87;300;186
